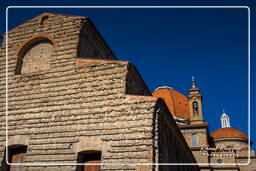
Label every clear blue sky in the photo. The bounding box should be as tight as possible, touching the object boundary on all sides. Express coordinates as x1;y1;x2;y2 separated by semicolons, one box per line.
0;0;255;150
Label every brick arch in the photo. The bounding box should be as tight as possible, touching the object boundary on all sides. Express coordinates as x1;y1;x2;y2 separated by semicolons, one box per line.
16;34;56;57
15;34;56;74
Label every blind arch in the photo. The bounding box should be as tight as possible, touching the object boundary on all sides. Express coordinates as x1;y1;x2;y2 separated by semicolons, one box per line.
15;36;55;74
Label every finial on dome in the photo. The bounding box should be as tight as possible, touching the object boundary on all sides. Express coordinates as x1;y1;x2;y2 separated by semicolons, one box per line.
221;109;231;128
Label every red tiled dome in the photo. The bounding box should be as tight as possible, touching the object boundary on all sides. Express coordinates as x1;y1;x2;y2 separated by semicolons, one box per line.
152;87;190;119
211;127;248;140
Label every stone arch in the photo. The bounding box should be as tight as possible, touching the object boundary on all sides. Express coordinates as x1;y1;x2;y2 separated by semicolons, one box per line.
71;137;108;154
15;34;56;74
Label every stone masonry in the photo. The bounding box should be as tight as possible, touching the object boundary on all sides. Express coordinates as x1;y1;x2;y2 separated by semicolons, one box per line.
0;13;199;171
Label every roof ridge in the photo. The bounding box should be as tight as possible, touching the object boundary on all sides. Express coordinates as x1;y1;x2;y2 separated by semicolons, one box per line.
2;12;86;36
39;12;86;18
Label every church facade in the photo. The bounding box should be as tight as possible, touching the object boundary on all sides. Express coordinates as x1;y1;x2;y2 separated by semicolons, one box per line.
0;13;254;171
0;13;198;171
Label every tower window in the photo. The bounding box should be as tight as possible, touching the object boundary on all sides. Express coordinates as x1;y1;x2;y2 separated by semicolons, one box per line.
192;102;199;115
76;151;101;171
192;133;198;147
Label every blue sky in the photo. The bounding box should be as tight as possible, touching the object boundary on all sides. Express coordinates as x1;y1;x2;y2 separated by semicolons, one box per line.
0;1;255;151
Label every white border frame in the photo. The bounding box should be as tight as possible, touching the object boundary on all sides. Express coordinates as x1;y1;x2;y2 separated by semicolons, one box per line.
5;6;251;167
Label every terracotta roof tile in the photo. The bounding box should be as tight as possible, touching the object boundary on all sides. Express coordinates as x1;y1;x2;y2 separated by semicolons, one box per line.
211;127;248;140
152;87;190;119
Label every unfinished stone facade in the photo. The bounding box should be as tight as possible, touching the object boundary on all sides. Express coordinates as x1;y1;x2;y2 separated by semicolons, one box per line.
0;13;199;171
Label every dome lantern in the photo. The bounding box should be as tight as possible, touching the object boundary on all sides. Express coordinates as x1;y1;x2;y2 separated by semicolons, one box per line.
221;110;231;128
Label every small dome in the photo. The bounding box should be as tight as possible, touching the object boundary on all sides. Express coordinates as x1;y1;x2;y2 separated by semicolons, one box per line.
211;127;248;140
152;87;190;119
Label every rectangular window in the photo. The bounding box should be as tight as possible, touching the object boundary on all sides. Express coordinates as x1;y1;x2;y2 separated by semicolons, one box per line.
192;133;198;147
8;146;27;171
77;151;101;171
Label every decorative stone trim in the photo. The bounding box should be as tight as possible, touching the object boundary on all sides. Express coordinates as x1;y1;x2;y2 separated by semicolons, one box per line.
76;58;128;67
71;136;109;154
136;165;152;171
125;94;157;102
16;34;56;57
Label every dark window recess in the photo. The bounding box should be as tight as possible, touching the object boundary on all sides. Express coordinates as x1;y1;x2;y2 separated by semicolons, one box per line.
76;151;101;171
192;102;199;115
8;146;27;171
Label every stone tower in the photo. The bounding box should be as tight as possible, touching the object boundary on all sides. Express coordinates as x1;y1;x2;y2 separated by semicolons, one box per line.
188;77;204;124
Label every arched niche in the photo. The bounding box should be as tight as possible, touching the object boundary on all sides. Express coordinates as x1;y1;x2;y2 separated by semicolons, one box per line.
15;35;55;74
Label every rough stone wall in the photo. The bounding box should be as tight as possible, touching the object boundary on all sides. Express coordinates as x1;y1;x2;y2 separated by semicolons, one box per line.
179;127;210;164
237;158;256;171
0;53;159;170
0;14;84;164
0;12;201;171
4;13;83;74
181;128;208;147
125;64;151;96
0;13;158;170
77;18;116;60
